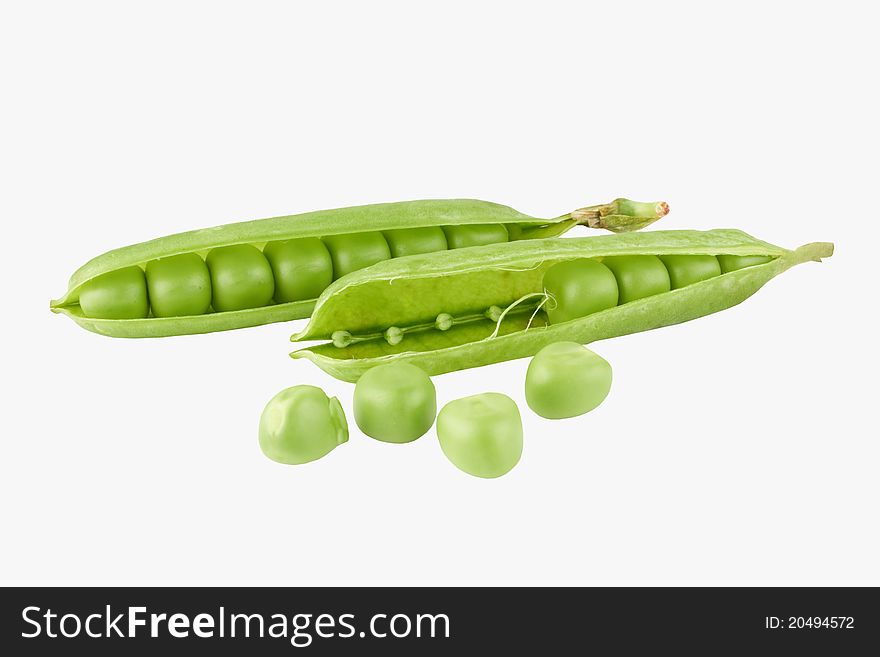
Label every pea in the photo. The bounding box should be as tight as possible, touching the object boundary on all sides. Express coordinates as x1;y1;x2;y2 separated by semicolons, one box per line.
542;258;619;324
353;363;436;443
382;227;448;258
525;342;611;419
263;237;333;303
602;255;670;304
436;393;523;478
144;253;211;317
205;244;274;312
77;266;149;319
442;224;509;249
323;232;391;279
658;254;721;289
717;254;773;273
259;385;349;465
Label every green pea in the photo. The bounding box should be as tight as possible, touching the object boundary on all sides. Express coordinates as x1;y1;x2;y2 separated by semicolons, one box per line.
382;227;448;257
78;266;149;319
436;393;523;478
205;244;274;312
442;224;509;249
144;253;211;317
263;237;333;303
601;255;670;304
542;258;619;324
259;385;349;465
525;342;612;419
322;232;391;279
353;363;436;443
717;254;773;273
658;254;721;289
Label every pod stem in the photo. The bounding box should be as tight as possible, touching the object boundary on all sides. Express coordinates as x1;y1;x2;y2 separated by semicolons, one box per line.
570;198;670;233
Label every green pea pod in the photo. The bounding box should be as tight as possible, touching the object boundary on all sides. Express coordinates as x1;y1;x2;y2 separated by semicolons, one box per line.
49;197;667;338
290;230;833;381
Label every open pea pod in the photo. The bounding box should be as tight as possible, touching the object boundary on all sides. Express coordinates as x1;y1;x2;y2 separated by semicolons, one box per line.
290;230;833;381
49;197;667;338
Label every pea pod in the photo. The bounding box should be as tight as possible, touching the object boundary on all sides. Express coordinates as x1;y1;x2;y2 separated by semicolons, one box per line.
290;230;833;382
50;197;668;338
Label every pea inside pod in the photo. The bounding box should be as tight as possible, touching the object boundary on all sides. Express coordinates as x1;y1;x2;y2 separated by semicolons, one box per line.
323;232;392;279
601;255;670;304
658;254;722;289
542;259;619;324
442;224;509;249
50;197;669;338
206;244;275;312
383;227;448;257
77;266;149;320
717;254;773;273
263;237;333;303
291;229;833;382
145;253;212;318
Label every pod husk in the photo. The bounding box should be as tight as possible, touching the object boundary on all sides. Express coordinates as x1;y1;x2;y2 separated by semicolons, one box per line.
50;198;665;338
290;230;833;381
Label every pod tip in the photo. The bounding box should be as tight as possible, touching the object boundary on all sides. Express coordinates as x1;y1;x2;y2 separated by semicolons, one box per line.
815;242;835;260
794;241;834;263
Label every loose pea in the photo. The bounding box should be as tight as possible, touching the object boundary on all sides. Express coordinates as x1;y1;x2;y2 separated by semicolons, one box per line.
323;232;391;279
436;393;523;478
525;342;612;419
263;237;333;303
717;254;773;273
658;254;721;289
205;244;275;312
542;258;619;324
442;224;509;249
601;255;670;305
382;227;448;257
78;266;149;319
259;385;349;465
353;363;436;443
145;253;211;317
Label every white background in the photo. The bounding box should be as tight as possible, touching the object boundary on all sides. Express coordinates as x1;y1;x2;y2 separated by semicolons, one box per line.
2;1;877;586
